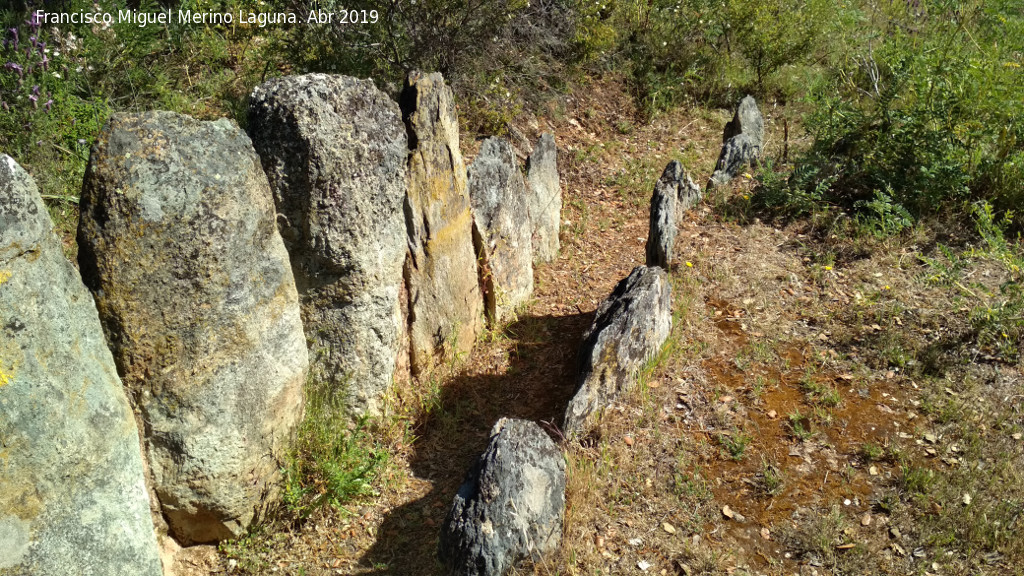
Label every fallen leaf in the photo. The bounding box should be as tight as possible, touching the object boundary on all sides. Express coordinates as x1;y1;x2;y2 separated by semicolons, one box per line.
662;522;676;535
722;505;734;519
637;560;651;571
836;543;856;550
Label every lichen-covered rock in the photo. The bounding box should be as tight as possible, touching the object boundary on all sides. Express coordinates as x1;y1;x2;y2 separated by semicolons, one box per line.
0;155;161;575
469;137;534;324
401;71;484;374
77;112;308;545
248;74;407;415
525;133;561;263
439;418;565;576
564;266;672;435
646;160;701;269
708;96;764;188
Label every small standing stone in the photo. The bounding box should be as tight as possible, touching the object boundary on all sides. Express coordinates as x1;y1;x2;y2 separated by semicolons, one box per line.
564;266;673;435
646;160;700;268
439;418;566;576
525;133;562;263
469;137;534;324
708;96;764;188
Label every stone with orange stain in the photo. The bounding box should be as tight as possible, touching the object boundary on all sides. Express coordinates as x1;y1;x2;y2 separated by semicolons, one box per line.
400;72;484;375
77;113;308;545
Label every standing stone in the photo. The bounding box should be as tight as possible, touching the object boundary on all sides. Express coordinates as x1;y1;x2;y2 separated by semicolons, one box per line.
525;133;561;263
469;137;534;325
708;96;765;188
401;71;484;375
248;74;408;415
439;418;565;576
77;112;308;545
646;160;702;269
564;266;672;435
0;155;161;575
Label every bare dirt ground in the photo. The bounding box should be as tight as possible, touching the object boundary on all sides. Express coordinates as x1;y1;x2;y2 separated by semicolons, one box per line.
218;76;1024;576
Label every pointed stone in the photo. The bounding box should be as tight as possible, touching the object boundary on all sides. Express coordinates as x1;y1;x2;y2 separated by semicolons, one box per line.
0;154;161;575
400;72;484;375
708;96;764;188
564;266;673;435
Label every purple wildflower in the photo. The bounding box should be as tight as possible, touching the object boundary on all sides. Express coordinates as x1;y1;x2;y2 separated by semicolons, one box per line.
43;99;52;111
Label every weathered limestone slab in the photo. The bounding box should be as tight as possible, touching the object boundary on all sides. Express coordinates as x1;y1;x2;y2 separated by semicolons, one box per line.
564;266;672;435
77;112;308;544
708;96;764;188
439;418;565;576
248;74;408;415
469;137;534;324
525;133;561;263
400;71;484;374
0;154;161;575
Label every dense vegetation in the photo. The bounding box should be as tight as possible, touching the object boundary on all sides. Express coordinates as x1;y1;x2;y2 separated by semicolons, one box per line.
2;0;1021;232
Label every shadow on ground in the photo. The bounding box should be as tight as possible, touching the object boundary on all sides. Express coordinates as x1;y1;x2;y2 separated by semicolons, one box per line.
360;311;591;574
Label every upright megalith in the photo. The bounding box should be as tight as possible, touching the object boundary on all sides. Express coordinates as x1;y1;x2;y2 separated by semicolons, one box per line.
645;160;702;269
77;112;308;545
564;266;672;435
0;155;161;575
525;133;561;263
248;74;408;415
469;137;534;324
439;418;566;576
708;95;764;188
401;71;484;374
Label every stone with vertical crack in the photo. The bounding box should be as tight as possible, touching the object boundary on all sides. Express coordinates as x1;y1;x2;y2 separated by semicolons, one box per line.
401;71;484;375
525;133;562;263
469;137;534;325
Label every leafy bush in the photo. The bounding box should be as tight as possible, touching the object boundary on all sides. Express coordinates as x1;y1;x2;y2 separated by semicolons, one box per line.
757;1;1024;230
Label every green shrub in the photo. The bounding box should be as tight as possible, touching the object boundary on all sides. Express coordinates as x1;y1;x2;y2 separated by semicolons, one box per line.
758;1;1024;231
282;380;388;518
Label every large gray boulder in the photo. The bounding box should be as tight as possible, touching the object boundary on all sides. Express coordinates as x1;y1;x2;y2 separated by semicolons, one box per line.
77;112;308;544
248;74;408;415
564;266;672;435
708;96;764;188
401;71;484;374
469;137;534;325
439;418;565;576
0;155;161;575
525;133;561;263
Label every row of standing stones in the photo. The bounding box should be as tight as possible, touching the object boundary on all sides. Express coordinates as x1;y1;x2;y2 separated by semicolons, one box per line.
0;69;761;575
436;98;764;575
